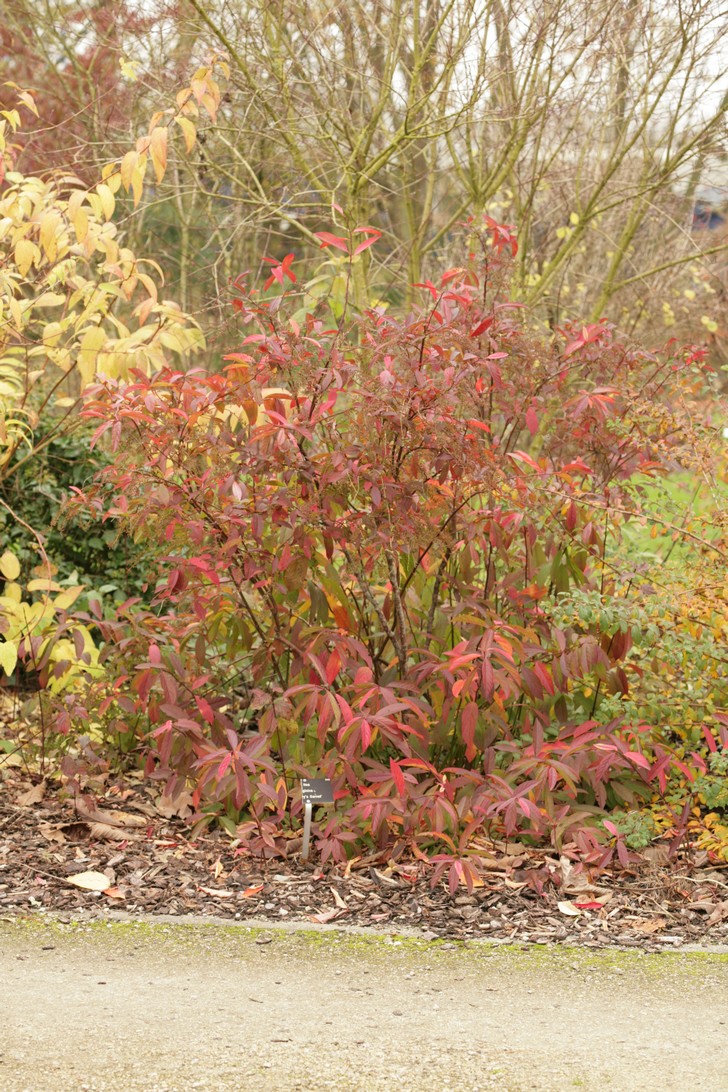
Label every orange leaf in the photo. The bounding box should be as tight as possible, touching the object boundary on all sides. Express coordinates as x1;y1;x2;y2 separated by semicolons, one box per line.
243;884;264;898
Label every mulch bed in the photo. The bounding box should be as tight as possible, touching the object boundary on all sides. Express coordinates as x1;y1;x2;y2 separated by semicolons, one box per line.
2;772;728;950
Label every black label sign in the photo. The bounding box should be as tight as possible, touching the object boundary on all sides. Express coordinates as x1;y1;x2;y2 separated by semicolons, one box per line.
301;778;334;804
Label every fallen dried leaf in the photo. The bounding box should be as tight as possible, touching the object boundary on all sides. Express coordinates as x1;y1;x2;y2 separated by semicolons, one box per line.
16;781;46;806
75;803;146;829
38;822;66;844
243;884;264;898
559;856;598;894
557;900;582;917
102;886;126;900
309;908;345;924
197;886;234;898
370;867;400;889
707;901;728;926
66;870;111;892
630;917;666;934
88;822;130;843
155;791;194;819
330;886;348;909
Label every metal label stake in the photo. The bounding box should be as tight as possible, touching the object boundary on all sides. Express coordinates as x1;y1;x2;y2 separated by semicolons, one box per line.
301;799;313;860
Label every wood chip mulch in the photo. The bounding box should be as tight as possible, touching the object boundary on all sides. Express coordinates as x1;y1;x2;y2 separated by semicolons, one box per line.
2;773;728;951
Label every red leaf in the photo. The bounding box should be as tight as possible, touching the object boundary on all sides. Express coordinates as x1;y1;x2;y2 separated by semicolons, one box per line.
216;752;233;779
470;317;493;337
196;697;215;725
326;648;342;684
390;759;405;797
413;280;438;301
533;662;555;696
441;267;465;285
315;231;349;253
461;701;478;762
507;450;541;471
702;725;718;753
525;406;538;436
352;228;382;255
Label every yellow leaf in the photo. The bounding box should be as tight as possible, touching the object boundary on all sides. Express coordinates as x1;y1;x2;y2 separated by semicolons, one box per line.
3;582;22;603
27;578;64;593
131;162;145;207
96;183;115;220
39;212;60;260
120;150;138;192
120;57;140;82
150;126;168;183
175;115;197;153
16;90;38;117
8;295;22;331
2;109;21;131
14;238;36;277
0;640;18;676
0;550;20;580
54;585;84;611
190;68;210;103
67;189;85;219
77;326;106;387
73;206;89;244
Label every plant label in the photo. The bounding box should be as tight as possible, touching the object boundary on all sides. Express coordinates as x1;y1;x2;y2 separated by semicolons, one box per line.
300;778;334;803
300;778;333;860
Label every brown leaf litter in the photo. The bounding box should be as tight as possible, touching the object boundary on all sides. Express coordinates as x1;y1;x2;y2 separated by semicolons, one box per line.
2;773;728;950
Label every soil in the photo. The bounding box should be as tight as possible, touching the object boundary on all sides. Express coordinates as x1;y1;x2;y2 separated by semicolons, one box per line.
2;775;728;951
1;916;727;1091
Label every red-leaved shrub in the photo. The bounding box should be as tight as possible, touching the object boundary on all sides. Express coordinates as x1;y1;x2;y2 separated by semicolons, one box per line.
71;224;713;879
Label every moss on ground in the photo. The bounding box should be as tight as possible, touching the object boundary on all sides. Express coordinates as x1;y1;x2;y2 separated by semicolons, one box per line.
2;911;726;977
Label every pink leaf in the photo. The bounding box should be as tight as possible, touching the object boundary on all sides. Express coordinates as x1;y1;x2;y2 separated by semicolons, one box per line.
624;750;651;770
564;338;585;357
315;231;349;253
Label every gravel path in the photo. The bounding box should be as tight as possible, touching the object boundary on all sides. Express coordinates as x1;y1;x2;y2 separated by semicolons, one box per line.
1;917;727;1091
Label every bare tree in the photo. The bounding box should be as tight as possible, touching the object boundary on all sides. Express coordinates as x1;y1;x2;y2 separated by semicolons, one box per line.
9;0;727;346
